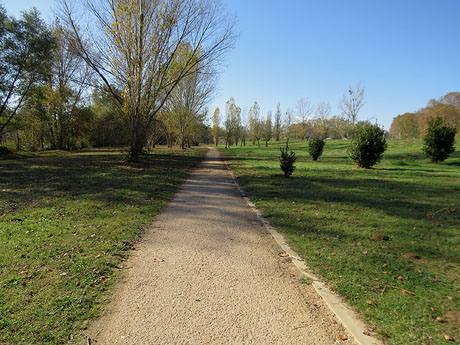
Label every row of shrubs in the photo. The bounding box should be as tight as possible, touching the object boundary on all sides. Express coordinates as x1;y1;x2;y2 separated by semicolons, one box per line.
280;116;457;177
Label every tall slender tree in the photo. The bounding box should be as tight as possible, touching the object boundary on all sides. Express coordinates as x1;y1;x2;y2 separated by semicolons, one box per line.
212;107;220;146
224;97;240;148
262;111;272;147
274;102;282;141
249;101;262;147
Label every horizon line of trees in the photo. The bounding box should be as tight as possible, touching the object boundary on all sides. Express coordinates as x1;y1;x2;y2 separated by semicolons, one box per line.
212;84;373;148
390;92;460;139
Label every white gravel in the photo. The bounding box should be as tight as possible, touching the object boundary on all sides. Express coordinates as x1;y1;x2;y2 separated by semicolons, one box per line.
85;148;355;345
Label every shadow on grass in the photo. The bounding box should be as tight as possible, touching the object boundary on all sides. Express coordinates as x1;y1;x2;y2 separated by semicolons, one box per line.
0;149;203;214
240;172;459;262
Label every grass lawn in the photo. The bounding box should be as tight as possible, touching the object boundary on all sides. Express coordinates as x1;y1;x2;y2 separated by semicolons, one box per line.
222;139;460;345
0;147;205;344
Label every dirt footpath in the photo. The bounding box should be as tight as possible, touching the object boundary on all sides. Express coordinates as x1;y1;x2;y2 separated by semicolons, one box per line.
86;148;355;344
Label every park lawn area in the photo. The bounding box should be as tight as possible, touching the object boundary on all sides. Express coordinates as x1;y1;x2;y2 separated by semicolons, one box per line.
0;147;206;345
222;139;460;345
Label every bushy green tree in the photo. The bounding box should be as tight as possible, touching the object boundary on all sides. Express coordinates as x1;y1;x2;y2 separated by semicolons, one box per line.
0;7;54;137
422;116;456;163
279;144;297;178
348;124;387;168
308;138;325;161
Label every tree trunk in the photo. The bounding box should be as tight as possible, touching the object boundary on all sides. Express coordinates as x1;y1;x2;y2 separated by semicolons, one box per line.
128;126;145;162
16;130;20;151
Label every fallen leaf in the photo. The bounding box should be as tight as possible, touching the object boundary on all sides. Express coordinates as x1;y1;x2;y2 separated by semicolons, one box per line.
448;208;456;214
21;281;27;286
153;258;164;262
60;272;68;276
444;334;455;341
382;263;388;267
446;296;452;300
366;300;374;305
20;270;28;275
403;253;421;260
370;234;390;241
362;251;368;255
436;316;445;323
338;334;348;340
397;275;404;281
278;253;289;257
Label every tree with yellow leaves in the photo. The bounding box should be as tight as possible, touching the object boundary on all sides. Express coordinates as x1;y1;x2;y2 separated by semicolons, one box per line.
58;0;236;161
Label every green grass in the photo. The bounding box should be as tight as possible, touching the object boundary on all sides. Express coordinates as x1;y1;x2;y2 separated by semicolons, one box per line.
222;139;460;345
0;147;205;344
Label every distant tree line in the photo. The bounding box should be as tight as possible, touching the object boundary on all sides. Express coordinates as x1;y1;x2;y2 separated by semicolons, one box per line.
390;92;460;139
212;84;372;147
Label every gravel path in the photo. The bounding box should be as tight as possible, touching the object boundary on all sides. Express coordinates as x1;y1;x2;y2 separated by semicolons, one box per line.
86;148;355;344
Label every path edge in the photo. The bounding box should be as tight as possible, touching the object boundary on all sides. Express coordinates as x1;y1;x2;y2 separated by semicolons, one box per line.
219;150;384;345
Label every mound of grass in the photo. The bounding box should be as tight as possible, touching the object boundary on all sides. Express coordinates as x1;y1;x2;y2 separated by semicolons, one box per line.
0;147;205;344
222;139;460;345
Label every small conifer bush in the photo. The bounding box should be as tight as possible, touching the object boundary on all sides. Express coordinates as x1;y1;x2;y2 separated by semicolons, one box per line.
422;116;456;163
279;145;297;178
308;138;325;161
348;124;387;168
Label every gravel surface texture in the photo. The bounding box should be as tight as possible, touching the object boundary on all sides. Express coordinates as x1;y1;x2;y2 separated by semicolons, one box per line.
85;148;355;344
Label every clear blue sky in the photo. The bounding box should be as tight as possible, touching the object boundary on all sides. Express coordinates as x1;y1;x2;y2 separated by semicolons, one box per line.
3;0;460;130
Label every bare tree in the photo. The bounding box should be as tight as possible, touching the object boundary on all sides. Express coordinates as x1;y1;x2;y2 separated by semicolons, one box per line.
296;98;314;140
47;22;93;150
58;0;236;161
339;83;365;138
165;47;216;149
316;102;331;139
